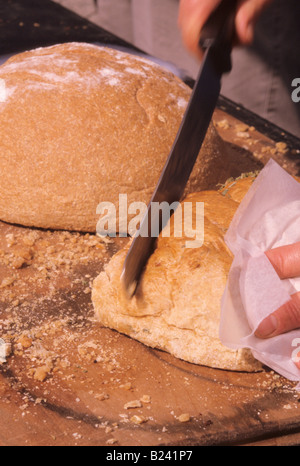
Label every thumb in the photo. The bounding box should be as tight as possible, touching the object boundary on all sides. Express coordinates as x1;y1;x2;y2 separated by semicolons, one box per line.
255;292;300;339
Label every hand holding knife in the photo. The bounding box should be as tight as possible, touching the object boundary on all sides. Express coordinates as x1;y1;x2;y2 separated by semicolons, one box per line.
122;0;238;298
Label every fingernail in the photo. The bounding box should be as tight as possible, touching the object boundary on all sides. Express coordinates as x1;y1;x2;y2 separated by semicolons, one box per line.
255;315;278;338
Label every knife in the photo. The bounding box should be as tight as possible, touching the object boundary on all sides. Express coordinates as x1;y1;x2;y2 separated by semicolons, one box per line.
121;0;237;297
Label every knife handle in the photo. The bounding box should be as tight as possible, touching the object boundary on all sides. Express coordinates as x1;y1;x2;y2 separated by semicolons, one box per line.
199;0;238;73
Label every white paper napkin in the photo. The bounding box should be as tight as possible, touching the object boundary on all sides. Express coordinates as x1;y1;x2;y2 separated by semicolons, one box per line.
220;158;300;382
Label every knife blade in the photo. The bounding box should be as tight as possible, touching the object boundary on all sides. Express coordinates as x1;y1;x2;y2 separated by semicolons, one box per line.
122;0;237;297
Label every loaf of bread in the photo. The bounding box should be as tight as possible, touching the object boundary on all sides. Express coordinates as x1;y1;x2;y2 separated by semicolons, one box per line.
0;42;233;232
92;177;262;372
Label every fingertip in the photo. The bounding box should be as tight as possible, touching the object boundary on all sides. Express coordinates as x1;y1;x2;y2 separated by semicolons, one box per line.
238;20;255;44
255;315;278;339
255;293;300;339
235;4;255;44
179;14;204;60
235;0;273;45
265;242;300;280
178;0;222;59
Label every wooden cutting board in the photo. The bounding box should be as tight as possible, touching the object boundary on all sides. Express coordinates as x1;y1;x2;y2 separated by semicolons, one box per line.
0;109;300;447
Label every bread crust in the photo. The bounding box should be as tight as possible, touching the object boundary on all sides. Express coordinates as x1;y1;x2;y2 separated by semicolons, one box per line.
92;179;262;372
0;42;232;232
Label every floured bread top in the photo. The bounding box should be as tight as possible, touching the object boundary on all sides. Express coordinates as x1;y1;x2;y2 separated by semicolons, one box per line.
0;42;189;100
0;42;233;232
92;178;262;372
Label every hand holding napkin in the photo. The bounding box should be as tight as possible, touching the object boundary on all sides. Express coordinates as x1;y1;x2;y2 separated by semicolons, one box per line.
220;159;300;382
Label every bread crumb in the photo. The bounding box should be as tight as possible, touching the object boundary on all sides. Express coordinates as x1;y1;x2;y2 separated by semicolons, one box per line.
33;365;51;382
95;393;109;401
235;123;249;132
6;234;16;247
236;131;250;139
276;142;288;153
119;382;133;390
177;413;190;423
124;400;142;409
0;340;12;363
130;415;147;425
140;394;151;403
106;438;117;445
16;335;32;349
216;119;230;130
0;277;16;288
22;232;38;247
